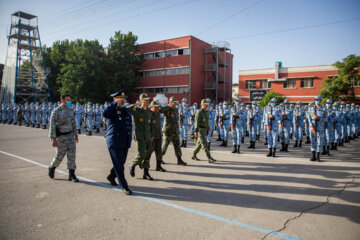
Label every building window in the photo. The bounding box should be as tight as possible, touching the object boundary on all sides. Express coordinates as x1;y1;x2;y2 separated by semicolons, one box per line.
350;76;360;87
141;67;189;78
166;87;178;93
154;52;165;58
260;80;271;89
301;78;314;88
284;79;296;89
178;87;189;93
155;88;164;93
166;67;189;75
245;80;256;89
166;50;178;57
145;53;154;59
183;48;190;55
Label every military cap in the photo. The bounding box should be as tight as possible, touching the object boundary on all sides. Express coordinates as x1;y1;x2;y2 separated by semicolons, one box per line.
169;96;178;103
201;99;210;105
139;93;150;100
252;101;257;104
297;101;303;104
333;102;339;106
150;100;160;107
194;102;198;106
182;98;187;102
284;99;289;104
351;103;355;106
110;90;127;98
314;96;322;100
326;99;333;104
270;98;277;102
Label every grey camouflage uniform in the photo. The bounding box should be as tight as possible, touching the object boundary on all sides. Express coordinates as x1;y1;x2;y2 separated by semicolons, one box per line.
49;105;77;169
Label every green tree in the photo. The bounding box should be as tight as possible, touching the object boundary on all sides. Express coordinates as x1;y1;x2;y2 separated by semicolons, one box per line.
320;54;360;102
258;91;285;109
106;31;144;98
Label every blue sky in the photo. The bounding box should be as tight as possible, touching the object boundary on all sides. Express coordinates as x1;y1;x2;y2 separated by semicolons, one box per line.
1;0;359;83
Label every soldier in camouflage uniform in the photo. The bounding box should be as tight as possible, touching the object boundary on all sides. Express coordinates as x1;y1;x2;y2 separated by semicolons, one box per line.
144;100;166;172
192;99;216;163
48;94;79;182
160;96;187;166
128;93;154;180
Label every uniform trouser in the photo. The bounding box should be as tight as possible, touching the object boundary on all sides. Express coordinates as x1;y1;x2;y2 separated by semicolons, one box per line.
30;114;35;124
222;120;230;140
191;121;195;134
207;123;215;142
13;113;17;123
310;129;325;152
42;116;47;126
145;138;162;163
256;122;261;135
24;113;29;123
305;125;309;137
36;115;41;124
280;125;290;144
267;128;279;148
95;116;101;128
216;124;222;139
108;147;129;189
325;126;334;146
50;136;76;169
133;139;151;169
249;124;256;141
180;124;189;141
86;117;93;132
264;124;268;139
162;133;182;158
75;115;82;129
341;125;345;139
2;114;6;122
232;125;242;145
193;128;211;158
334;124;342;143
293;124;304;140
347;124;352;137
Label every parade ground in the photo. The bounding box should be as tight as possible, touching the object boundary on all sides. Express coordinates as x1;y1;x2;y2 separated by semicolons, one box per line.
0;124;359;240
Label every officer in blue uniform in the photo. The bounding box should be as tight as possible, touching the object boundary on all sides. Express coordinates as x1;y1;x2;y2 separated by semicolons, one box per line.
207;101;216;150
219;101;231;147
230;98;246;153
307;96;325;162
265;98;282;157
293;101;306;147
323;99;335;155
74;102;83;134
179;98;191;147
279;99;293;152
103;90;133;195
247;101;260;149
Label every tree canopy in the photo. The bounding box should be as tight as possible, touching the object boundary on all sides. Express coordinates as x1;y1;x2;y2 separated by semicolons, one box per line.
320;54;360;102
43;31;144;103
258;91;285;109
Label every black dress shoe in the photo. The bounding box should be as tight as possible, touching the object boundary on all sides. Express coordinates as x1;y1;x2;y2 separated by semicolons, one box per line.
192;156;200;161
123;187;132;195
107;175;117;186
129;165;136;177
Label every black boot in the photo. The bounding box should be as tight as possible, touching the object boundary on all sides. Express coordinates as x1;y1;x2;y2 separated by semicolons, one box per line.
334;143;338;150
306;136;310;144
272;148;276;157
247;141;253;149
256;135;260;140
317;152;322;162
143;168;154;180
48;167;56;179
310;151;316;161
264;138;268;145
252;141;255;149
208;156;216;163
293;140;298;147
107;175;117;186
192;155;200;161
156;161;166;172
321;146;327;155
299;140;302;147
280;143;285;151
77;129;81;134
285;144;289;152
327;146;330;156
180;140;184;147
266;148;272;157
86;131;92;136
177;156;187;166
220;140;225;146
96;128;100;133
345;137;349;143
241;137;245;143
129;164;136;177
69;169;79;182
330;142;335;150
208;142;211;150
184;141;187;148
237;145;240;154
232;145;237;153
224;140;228;147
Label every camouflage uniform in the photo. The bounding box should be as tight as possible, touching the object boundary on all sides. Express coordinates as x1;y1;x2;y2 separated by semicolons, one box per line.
49;104;77;169
160;97;186;165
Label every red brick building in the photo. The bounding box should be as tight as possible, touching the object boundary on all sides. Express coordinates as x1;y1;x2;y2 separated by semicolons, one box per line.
129;36;233;104
238;62;360;103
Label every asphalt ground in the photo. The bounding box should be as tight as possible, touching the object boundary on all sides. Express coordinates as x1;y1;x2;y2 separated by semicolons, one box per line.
0;123;359;240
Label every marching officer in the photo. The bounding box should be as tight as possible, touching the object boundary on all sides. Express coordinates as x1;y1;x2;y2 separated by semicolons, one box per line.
265;98;282;157
192;99;216;163
48;94;79;182
247;101;260;149
103;90;132;195
128;93;154;180
293;101;306;147
219;101;231;147
74;102;83;134
230;98;246;153
207;101;217;150
307;96;325;162
279;99;293;152
190;102;198;137
85;102;94;136
179;98;191;147
41;102;48;129
323;99;335;155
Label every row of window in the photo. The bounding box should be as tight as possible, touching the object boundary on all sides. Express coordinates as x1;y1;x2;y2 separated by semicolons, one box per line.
140;67;190;78
245;78;315;89
133;86;189;94
144;48;190;60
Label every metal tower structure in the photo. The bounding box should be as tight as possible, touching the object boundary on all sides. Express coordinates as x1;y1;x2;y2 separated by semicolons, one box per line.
204;41;232;104
0;11;51;104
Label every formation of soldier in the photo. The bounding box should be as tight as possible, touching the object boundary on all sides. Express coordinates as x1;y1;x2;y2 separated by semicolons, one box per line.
1;95;360;164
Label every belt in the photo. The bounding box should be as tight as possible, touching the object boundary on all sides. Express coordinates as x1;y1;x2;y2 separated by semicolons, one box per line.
57;131;73;136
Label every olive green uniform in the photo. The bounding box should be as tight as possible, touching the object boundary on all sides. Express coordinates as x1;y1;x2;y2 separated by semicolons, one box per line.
128;105;153;169
145;111;162;163
193;108;212;159
160;106;182;158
